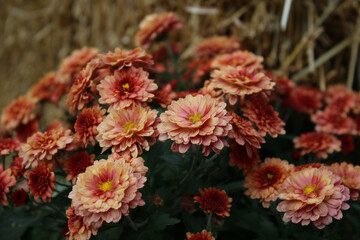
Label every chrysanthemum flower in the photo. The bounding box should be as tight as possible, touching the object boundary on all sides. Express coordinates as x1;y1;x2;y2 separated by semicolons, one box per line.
211;66;274;105
11;189;28;206
158;94;232;156
229;141;260;171
195;36;241;58
197;80;223;100
242;97;285;137
58;47;99;85
136;12;182;49
27;164;56;202
20;127;74;168
277;167;350;229
152;194;164;207
65;152;94;184
15;119;39;143
294;163;324;172
66;206;98;240
107;152;148;177
311;110;355;135
186;230;215;240
0;166;16;206
325;93;356;114
1;96;36;133
283;86;323;114
229;113;265;157
0;138;20;155
273;76;294;96
10;156;25;179
339;135;354;154
153;83;177;108
293;132;341;159
96;105;159;157
244;158;294;208
97;67;158;110
194;187;232;217
74;106;106;147
329;162;360;200
324;84;349;103
211;50;264;70
68;157;147;228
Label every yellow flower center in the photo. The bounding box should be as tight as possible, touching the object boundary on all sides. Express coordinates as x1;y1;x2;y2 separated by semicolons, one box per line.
97;180;114;193
123;121;137;131
188;112;203;123
122;83;130;89
303;184;316;197
267;173;274;179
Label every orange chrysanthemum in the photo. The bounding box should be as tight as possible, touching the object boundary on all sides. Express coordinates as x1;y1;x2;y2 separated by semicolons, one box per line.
27;164;56;202
311;110;355;135
158;94;232;156
329;162;360;200
229;141;260;171
283;86;323;114
11;189;28;207
195;36;241;58
0;166;16;206
136;12;182;49
186;230;215;240
66;206;98;240
1;96;36;133
211;50;264;70
20;127;74;168
65;152;95;184
15;119;39;143
194;187;232;217
96;105;159;157
97;67;158;110
74;106;106;147
211;66;274;105
0;138;20;155
293;132;341;159
153;83;177;108
244;158;294;208
68;157;147;229
277;167;350;229
10;156;25;179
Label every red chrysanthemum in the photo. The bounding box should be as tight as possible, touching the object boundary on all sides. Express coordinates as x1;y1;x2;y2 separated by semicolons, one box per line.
325;93;356;114
273;76;294;96
66;206;98;240
153;83;177;108
311;110;355;135
195;36;241;58
65;152;95;184
74;106;106;147
339;135;354;154
185;230;215;240
283;86;323;114
0;138;20;155
194;187;232;217
211;50;264;70
293;132;341;159
229;141;260;171
10;156;25;179
0;165;16;206
15;119;39;143
27;164;56;202
11;189;28;206
324;84;349;103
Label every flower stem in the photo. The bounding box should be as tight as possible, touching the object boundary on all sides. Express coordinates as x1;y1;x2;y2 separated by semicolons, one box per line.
206;213;212;232
126;215;138;230
164;38;183;85
54;156;66;176
179;153;197;185
55;181;71;187
1;156;5;169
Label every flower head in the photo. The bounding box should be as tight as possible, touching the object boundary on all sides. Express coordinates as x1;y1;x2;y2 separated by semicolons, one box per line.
339;135;354;154
283;86;323;114
197;80;223;100
10;156;25;179
186;230;215;240
229;141;260;171
195;36;240;58
66;206;98;240
27;164;56;202
0;166;16;206
329;162;360;200
0;138;20;155
311;110;355;135
15;119;39;143
107;152;148;177
11;189;28;207
194;187;232;217
158;94;232;156
96;105;158;157
153;83;177;108
294;163;324;172
277;167;350;229
65;152;95;184
211;50;263;70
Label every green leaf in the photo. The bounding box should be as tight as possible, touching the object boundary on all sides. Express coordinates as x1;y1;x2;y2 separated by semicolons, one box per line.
93;226;123;240
145;212;181;232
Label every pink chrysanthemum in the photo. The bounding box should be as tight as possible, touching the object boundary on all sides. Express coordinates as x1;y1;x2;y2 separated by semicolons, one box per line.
19;128;74;168
27;164;56;202
107;152;148;177
195;36;241;58
229;141;260;172
1;96;36;133
311;110;356;135
277;167;350;229
293;132;341;159
283;86;323;114
242;97;285;137
0;166;16;206
186;230;215;240
211;50;264;70
97;67;158;110
136;12;182;49
66;206;98;240
211;66;274;105
96;105;159;157
158;94;232;156
68;157;147;229
329;162;360;200
0;138;20;155
74;106;106;147
244;158;294;208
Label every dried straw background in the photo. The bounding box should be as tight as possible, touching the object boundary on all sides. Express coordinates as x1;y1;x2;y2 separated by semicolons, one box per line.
0;0;359;110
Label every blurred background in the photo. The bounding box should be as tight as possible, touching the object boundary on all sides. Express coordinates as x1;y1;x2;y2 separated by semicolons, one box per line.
0;0;359;110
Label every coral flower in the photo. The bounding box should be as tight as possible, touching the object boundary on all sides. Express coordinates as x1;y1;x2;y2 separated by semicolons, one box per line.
1;96;36;133
107;152;148;177
186;230;215;240
15;119;39;143
136;12;182;49
229;141;260;171
66;207;98;240
293;132;341;159
58;47;99;85
96;105;159;157
10;156;25;179
0;166;16;206
197;80;223;100
74;106;106;147
242;97;285;137
11;189;28;206
97;67;158;110
195;36;241;58
329;162;360;200
211;50;264;70
65;152;95;184
294;163;324;172
277;167;350;229
283;86;323;114
244;158;294;208
311;110;355;135
153;83;177;108
27;164;56;202
68;157;147;228
0;138;20;155
158;94;232;156
194;187;232;217
211;66;274;105
20;128;74;168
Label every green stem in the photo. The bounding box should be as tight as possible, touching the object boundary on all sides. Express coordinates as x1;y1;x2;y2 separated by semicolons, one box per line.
164;38;183;85
206;213;212;232
55;181;71;187
54;156;66;176
1;156;5;170
126;215;138;230
179;153;197;185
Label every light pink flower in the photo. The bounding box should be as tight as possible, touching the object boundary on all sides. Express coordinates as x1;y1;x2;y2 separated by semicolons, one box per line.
195;36;241;58
329;162;360;200
211;50;264;70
